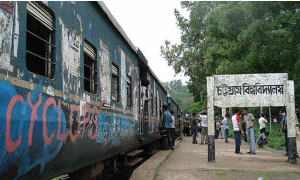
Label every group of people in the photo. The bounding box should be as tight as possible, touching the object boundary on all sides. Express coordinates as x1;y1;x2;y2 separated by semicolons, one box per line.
160;105;179;150
160;104;299;157
215;115;230;143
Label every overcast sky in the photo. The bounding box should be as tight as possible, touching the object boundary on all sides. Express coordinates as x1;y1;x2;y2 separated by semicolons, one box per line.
104;0;190;84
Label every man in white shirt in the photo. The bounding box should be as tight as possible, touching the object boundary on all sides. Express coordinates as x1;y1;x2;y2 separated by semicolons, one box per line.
170;111;176;147
199;110;208;145
259;114;268;134
220;117;224;139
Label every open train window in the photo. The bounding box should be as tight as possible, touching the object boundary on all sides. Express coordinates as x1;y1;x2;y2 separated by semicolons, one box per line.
26;1;55;78
126;75;132;107
84;41;97;94
112;64;119;102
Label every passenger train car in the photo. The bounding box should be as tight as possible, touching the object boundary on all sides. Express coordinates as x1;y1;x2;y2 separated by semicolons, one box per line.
0;1;182;179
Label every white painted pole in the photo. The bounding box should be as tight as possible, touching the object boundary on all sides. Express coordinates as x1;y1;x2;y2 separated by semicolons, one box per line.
269;106;272;133
285;80;297;164
222;108;226;118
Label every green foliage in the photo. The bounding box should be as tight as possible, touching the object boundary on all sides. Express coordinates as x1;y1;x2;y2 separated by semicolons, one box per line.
163;80;194;113
161;2;300;107
228;122;285;151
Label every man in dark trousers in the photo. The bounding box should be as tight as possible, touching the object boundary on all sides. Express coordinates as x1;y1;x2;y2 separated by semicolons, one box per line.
191;112;198;144
280;112;288;156
162;105;174;150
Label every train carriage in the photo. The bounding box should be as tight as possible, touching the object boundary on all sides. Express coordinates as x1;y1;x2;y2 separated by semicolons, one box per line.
0;1;181;179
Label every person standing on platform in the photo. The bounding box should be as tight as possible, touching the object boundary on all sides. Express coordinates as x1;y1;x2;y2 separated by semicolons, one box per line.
170;111;176;147
178;114;184;140
191;113;198;144
223;114;230;143
280;112;288;156
199;110;208;145
243;108;256;155
259;114;268;134
162;105;174;150
232;108;244;154
215;119;220;139
220;117;224;139
184;118;190;136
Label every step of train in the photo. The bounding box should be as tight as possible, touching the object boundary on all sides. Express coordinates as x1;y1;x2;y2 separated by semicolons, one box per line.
126;158;144;167
125;149;144;157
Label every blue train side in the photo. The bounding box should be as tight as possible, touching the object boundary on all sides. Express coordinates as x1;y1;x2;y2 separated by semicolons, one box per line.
0;1;182;179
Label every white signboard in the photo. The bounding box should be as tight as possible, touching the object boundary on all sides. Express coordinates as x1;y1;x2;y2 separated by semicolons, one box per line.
213;73;288;107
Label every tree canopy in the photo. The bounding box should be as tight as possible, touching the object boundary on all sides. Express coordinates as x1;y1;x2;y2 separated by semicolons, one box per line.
161;2;300;109
162;80;194;113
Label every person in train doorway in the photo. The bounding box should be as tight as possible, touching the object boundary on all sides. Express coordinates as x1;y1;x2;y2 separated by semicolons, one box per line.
242;107;256;155
177;114;184;140
199;110;208;145
170;111;176;147
162;105;174;150
191;113;198;144
232;108;244;154
223;114;230;143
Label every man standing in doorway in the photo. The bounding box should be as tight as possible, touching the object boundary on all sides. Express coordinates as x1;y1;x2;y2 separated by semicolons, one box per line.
199;110;208;145
232;108;244;154
223;114;230;143
162;105;174;150
243;108;256;155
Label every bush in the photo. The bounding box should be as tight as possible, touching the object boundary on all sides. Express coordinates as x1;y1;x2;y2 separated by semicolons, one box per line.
227;121;285;151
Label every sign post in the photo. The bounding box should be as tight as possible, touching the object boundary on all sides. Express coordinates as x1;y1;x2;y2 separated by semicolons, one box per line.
207;73;297;164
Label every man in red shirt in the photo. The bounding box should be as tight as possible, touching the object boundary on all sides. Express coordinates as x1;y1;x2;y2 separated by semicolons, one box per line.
232;108;244;154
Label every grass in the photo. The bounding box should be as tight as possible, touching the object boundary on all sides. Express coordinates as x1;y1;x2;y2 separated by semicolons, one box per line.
228;122;285;151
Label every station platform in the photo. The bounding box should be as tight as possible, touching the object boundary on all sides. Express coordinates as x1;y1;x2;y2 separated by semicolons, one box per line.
130;136;300;180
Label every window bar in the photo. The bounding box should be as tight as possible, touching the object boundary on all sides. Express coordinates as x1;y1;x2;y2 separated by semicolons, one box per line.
84;63;98;72
26;30;56;48
26;50;55;64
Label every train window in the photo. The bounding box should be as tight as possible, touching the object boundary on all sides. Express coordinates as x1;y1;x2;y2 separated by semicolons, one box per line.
126;75;132;107
112;64;119;102
26;1;55;78
84;41;97;94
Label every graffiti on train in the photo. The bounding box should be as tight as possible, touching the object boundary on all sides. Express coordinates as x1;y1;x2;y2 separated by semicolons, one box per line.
0;80;134;178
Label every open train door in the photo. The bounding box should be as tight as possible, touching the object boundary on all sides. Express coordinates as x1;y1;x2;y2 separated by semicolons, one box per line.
139;67;150;137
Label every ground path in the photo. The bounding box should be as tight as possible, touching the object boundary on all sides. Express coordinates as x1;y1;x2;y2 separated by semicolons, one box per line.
130;136;300;180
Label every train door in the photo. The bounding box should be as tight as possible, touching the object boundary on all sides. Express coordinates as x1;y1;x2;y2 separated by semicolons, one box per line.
139;82;143;135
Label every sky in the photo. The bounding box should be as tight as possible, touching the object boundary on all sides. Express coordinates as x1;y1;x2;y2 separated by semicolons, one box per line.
104;0;190;84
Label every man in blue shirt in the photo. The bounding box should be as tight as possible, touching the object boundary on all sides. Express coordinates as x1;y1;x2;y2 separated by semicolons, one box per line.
223;114;230;143
162;105;174;150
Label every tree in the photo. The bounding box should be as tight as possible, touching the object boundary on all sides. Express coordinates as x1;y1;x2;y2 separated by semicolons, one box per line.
162;80;194;113
161;2;300;108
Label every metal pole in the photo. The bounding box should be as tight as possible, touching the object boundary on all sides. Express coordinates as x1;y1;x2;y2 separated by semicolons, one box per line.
269;106;272;133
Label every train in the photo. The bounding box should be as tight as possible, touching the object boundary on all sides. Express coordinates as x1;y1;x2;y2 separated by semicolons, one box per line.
0;1;183;179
